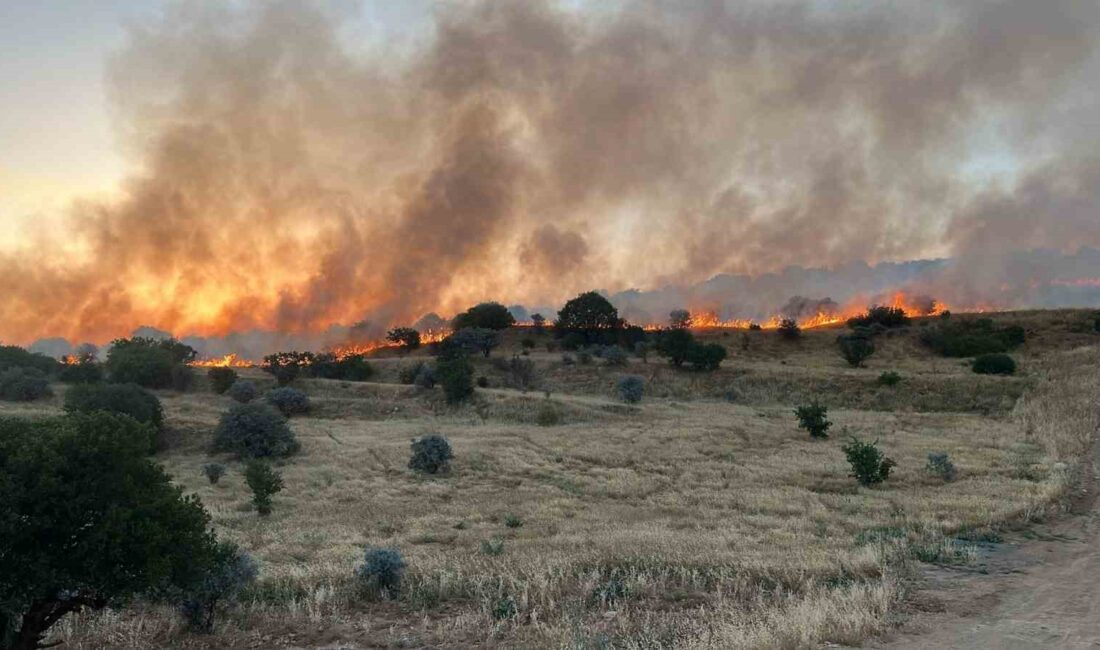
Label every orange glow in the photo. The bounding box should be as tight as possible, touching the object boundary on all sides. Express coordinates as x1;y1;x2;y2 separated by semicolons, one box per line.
328;329;450;360
190;353;254;368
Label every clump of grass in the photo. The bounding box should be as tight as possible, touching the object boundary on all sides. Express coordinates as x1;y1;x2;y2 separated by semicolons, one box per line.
877;371;901;387
503;513;523;528
536;403;561;426
481;538;505;556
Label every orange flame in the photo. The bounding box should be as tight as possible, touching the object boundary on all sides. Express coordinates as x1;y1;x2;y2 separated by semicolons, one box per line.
190;353;254;368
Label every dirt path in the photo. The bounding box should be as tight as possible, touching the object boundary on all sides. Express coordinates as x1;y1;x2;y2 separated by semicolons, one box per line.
874;440;1100;648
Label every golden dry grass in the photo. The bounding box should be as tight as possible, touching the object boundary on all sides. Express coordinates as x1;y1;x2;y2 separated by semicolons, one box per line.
17;310;1100;648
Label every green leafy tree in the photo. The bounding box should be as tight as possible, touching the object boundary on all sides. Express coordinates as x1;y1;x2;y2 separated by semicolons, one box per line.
655;328;696;367
105;338;196;388
530;313;546;332
842;437;896;486
63;383;164;445
261;351;316;386
687;342;727;371
437;354;474;404
244;461;283;516
777;319;801;340
837;334;875;367
554;292;623;333
386;327;421;351
794;403;831;439
0;413;217;649
669;309;692;329
452;302;515;331
447;328;500;357
0;346;60;375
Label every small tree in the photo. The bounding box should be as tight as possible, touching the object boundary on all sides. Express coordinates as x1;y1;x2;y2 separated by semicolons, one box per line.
616;375;644;403
207;367;238;394
213;402;299;459
794;403;831;439
669;309;692;329
655;328;696;367
842;437;896;486
386;327;421;352
105;337;197;388
261;351;314;386
0;413;217;649
687;342;726;371
437;355;474;404
447;328;500;357
266;387;311;417
179;541;257;632
777;319;801;340
452;302;515;331
554;292;623;338
602;345;629;367
202;463;226;485
244;461;283;516
837;334;875;367
508;356;537;392
531;313;546;332
633;341;650;363
409;434;453;474
356;548;406;597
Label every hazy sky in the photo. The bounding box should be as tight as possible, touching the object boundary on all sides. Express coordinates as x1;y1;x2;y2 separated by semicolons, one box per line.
0;0;436;241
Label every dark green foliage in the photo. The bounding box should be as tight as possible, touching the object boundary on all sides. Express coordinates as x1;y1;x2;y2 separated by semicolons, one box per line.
356;548;406;595
837;334;875;367
63;382;163;436
437;355;474;404
413;364;437;388
536;403;560;426
207;367;238;394
877;371;902;387
504;514;524;529
58;360;103;384
0;413;217;649
655;328;695;367
777;319;801;340
170;363;194;392
105;337;196;388
179;541;257;632
972;353;1016;375
492;596;518;620
386;327;421;351
926;453;957;482
0;368;51;402
616;375;644;404
560;353;575;365
521;338;536;350
261;351;314;386
847;305;910;329
447;328;500;357
602;345;629;366
310;353;374;381
226;379;258;403
554;292;624;345
794;403;830;439
452;302;515;331
266;387;310;416
409;434;453;474
561;332;586;350
669;309;692;329
481;538;505;556
202;463;226;485
1095;316;1100;333
244;460;283;516
842;437;896;486
0;345;59;375
686;342;727;371
213;402;299;459
476;376;489;388
399;362;428;385
919;319;1026;357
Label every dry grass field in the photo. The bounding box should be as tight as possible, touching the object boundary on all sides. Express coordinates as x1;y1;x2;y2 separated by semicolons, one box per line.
8;310;1100;649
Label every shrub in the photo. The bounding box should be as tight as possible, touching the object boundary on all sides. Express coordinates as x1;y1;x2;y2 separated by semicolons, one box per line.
58;360;103;384
972;353;1016;375
616;375;644;404
926;453;957;482
560;353;576;366
0;413;218;648
266;387;310;416
399;362;426;385
452;302;515;331
480;538;505;556
504;513;524;528
1095;316;1100;333
686;342;726;371
842;437;896;486
261;351;314;386
64;382;163;434
414;364;437;388
226;379;258;403
409;434;453;474
0;367;52;402
357;548;406;595
794;403;830;439
213;402;299;459
207;367;239;394
521;338;536;350
179;541;257;632
492;596;518;620
386;327;421;351
531;314;546;331
847;305;910;329
0;344;59;374
310;353;374;381
106;337;196;388
536;403;560;427
508;356;537;392
476;376;489;388
837;334;875;367
244;460;283;516
437;356;474;404
561;332;586;351
447;328;500;357
633;341;650;363
171;363;194;392
919;319;1025;357
877;371;902;387
602;345;629;366
669;309;692;329
656;328;695;366
202;463;226;485
777;319;801;340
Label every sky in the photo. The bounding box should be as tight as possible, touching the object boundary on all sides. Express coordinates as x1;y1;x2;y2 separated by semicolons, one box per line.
0;0;434;243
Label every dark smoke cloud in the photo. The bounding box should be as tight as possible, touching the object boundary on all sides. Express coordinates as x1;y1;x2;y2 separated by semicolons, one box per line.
2;0;1099;349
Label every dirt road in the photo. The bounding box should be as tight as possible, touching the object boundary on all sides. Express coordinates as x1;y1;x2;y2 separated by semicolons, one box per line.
877;447;1100;648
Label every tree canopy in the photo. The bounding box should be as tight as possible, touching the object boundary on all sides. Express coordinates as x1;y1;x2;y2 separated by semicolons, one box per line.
452;302;515;331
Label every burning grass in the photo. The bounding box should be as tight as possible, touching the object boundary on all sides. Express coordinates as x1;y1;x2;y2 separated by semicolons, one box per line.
23;310;1100;648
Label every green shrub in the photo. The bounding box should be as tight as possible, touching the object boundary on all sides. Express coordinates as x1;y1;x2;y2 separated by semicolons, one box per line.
521;338;536;350
266;387;310;416
58;360;103;384
64;382;163;434
447;328;500;357
452;302;515;331
310;353;373;381
777;319;801;340
919;319;1026;357
837;334;875;367
507;356;537;392
655;328;695;367
492;596;518;620
0;367;52;402
686;342;726;371
409;434;453;474
399;362;426;385
202;463;226;485
0;344;59;374
847;305;909;329
504;513;523;529
476;376;489;388
261;351;314;386
179;541;257;632
357;548;406;595
170;363;194;392
1095;317;1100;333
794;403;830;439
105;337;196;388
213;402;299;459
480;538;505;556
244;460;283;516
414;364;437;388
842;437;896;486
616;375;644;404
226;379;258;403
602;345;629;366
972;353;1016;375
576;350;593;365
925;452;957;482
536;403;560;427
560;353;576;366
386;327;421;351
877;371;902;387
0;413;217;647
437;356;474;404
207;367;238;394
